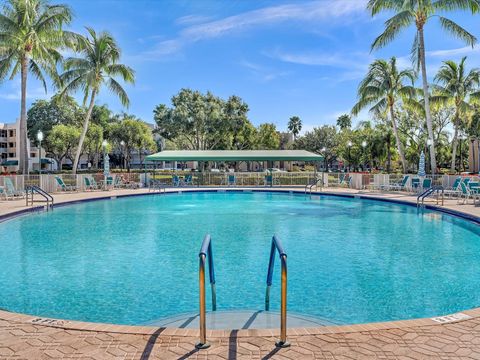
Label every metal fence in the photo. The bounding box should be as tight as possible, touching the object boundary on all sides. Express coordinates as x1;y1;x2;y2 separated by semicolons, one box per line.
0;172;477;195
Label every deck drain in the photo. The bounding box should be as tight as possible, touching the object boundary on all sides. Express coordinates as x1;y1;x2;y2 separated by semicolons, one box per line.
31;317;70;326
431;312;471;323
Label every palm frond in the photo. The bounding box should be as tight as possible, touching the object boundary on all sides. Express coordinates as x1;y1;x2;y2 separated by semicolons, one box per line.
438;17;477;46
106;77;130;107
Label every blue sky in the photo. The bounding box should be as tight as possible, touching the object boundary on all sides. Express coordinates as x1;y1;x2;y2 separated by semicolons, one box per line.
1;0;479;133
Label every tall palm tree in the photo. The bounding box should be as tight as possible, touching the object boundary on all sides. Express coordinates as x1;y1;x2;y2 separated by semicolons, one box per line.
59;27;135;174
433;57;480;172
352;57;416;173
287;116;302;140
368;0;480;174
0;0;74;174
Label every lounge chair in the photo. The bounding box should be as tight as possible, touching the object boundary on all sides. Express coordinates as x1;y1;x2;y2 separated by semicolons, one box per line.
339;174;351;188
55;176;76;192
444;177;462;198
113;176;127;189
381;175;409;191
458;182;476;204
264;174;280;186
3;177;25;199
410;178;420;193
84;176;98;191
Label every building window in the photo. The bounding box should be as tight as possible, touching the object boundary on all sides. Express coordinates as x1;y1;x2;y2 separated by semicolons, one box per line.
31;152;36;157
0;143;6;148
8;153;15;158
1;153;6;159
8;142;14;147
0;130;6;137
8;130;14;137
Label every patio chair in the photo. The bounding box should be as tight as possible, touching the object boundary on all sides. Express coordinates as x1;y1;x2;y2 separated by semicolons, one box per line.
420;178;432;192
410;178;420;193
3;177;25;199
381;175;409;192
55;176;76;192
227;174;236;186
113;175;127;189
184;174;193;186
172;175;181;187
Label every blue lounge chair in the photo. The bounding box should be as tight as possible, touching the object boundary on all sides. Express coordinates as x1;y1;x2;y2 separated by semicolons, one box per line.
444;177;462;198
55;176;76;191
458;181;475;204
3;177;25;199
84;176;98;191
420;178;432;192
381;175;409;191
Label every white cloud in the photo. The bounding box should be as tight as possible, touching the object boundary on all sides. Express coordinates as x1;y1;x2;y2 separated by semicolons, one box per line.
0;80;49;101
239;60;290;82
175;14;212;26
139;0;368;60
427;45;479;58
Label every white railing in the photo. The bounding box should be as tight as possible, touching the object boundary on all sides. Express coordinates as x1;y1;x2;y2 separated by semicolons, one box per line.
0;172;476;194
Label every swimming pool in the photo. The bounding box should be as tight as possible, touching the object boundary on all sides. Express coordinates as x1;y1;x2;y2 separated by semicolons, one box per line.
1;191;480;326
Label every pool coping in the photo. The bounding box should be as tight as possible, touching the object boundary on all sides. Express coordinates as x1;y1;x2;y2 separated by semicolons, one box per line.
1;187;480;338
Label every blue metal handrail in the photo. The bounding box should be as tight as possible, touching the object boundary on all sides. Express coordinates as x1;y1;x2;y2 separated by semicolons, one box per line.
265;235;289;348
196;234;216;349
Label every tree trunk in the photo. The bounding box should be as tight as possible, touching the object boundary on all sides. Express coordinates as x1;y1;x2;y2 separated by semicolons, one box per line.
389;105;407;173
450;114;459;173
386;134;392;173
418;27;437;174
19;56;28;175
72;89;97;174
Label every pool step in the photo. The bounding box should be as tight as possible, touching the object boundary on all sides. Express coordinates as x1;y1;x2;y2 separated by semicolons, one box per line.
144;310;338;329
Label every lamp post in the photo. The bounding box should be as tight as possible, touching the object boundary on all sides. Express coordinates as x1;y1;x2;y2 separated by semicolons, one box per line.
102;140;108;190
347;141;352;172
361;141;367;172
37;130;43;175
120;140;125;170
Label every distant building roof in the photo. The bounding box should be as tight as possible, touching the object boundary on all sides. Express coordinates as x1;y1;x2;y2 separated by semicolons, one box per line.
146;150;323;162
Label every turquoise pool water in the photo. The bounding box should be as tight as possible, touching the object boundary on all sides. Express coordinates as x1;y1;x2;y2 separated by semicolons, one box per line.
1;191;480;326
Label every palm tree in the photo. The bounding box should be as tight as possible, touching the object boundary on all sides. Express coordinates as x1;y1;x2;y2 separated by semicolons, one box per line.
0;0;74;174
287;116;302;140
352;57;416;173
59;27;135;174
433;57;480;172
336;114;352;130
368;0;479;174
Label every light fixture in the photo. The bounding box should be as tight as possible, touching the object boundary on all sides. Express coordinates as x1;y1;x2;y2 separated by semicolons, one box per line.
37;130;43;142
321;147;326;152
102;140;108;148
361;141;367;148
347;141;352;147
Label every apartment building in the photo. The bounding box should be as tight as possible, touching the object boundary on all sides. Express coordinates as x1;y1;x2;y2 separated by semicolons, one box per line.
0;119;45;173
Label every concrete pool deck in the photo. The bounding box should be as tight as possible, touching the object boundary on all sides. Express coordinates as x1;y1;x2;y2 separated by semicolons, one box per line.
1;186;480;359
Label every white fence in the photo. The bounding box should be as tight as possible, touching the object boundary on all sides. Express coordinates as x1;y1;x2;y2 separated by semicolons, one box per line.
0;172;474;194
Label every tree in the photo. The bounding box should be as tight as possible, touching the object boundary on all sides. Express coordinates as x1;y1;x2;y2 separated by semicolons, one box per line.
352;57;416;173
287;116;302;140
83;124;103;168
368;0;479;174
59;27;135;174
336;114;352;130
154;89;253;150
47;124;80;170
433;57;480;172
294;125;338;169
0;0;74;174
110;116;156;171
256;123;280;149
27;96;81;150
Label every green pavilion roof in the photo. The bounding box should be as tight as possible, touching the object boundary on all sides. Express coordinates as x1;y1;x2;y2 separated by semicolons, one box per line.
146;150;323;162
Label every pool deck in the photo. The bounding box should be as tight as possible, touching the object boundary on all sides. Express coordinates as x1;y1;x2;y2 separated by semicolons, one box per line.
1;186;480;359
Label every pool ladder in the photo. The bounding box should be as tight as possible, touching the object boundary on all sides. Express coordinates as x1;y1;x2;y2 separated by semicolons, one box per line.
305;177;323;194
417;186;444;207
25;185;54;211
195;234;289;349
